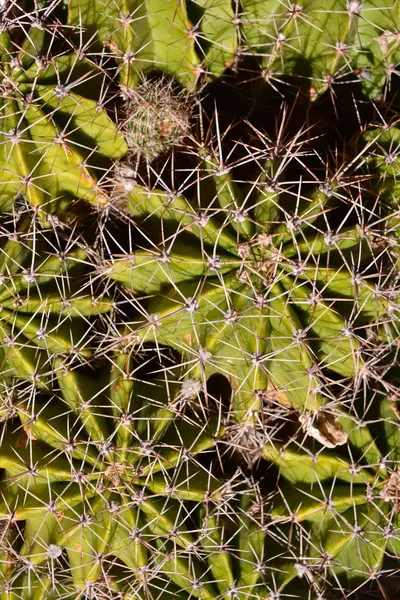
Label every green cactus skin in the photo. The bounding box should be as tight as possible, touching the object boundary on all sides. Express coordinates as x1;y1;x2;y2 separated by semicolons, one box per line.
0;488;312;599
240;0;400;100
0;3;399;600
66;0;400;98
67;0;202;89
67;0;239;88
265;392;400;595
104;130;392;433
0;345;223;597
0;219;112;387
0;20;127;215
139;488;313;600
123;394;396;600
187;0;239;75
354;124;400;346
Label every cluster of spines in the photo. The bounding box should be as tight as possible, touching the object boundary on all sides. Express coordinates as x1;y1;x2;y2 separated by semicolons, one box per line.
0;1;399;600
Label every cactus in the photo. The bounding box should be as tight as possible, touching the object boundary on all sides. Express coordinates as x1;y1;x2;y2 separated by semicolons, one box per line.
353;123;400;345
145;390;400;599
0;217;111;388
188;0;238;75
133;485;307;600
0;344;223;596
0;10;127;215
104;122;394;442
240;0;400;100
121;77;192;162
67;0;238;88
67;0;202;89
264;391;400;596
0;2;399;599
66;0;400;99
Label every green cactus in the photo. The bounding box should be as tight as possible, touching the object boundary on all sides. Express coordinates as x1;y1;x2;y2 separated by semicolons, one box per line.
67;0;239;88
187;0;239;75
104;127;392;436
0;218;111;387
0;476;327;599
121;77;192;162
240;0;400;100
265;392;400;595
0;3;399;600
0;17;127;215
0;344;223;596
133;390;398;599
353;124;400;345
135;486;309;600
67;0;202;89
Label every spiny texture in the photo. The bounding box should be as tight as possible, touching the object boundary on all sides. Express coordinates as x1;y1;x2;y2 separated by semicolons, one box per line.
67;0;238;88
0;345;223;597
104;121;397;436
0;1;399;599
241;0;400;100
0;8;127;215
356;124;400;344
266;391;400;596
0;217;111;388
67;0;400;100
121;78;192;162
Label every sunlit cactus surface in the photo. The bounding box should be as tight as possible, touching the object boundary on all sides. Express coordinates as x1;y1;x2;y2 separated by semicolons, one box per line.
0;1;399;599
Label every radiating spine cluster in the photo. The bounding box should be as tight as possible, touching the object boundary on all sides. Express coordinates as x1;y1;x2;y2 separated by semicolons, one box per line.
0;1;399;599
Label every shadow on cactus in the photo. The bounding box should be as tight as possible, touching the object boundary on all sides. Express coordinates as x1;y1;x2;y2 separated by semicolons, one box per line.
0;216;112;389
103;114;396;451
263;387;400;598
0;344;224;597
353;123;400;345
0;6;127;216
0;4;399;600
67;0;239;90
239;0;400;101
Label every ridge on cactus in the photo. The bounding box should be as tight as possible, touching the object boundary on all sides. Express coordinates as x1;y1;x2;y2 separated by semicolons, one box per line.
0;214;112;388
265;391;400;595
0;2;399;600
0;5;127;215
66;0;400;99
240;0;400;100
0;343;224;596
67;0;238;88
103;110;395;453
